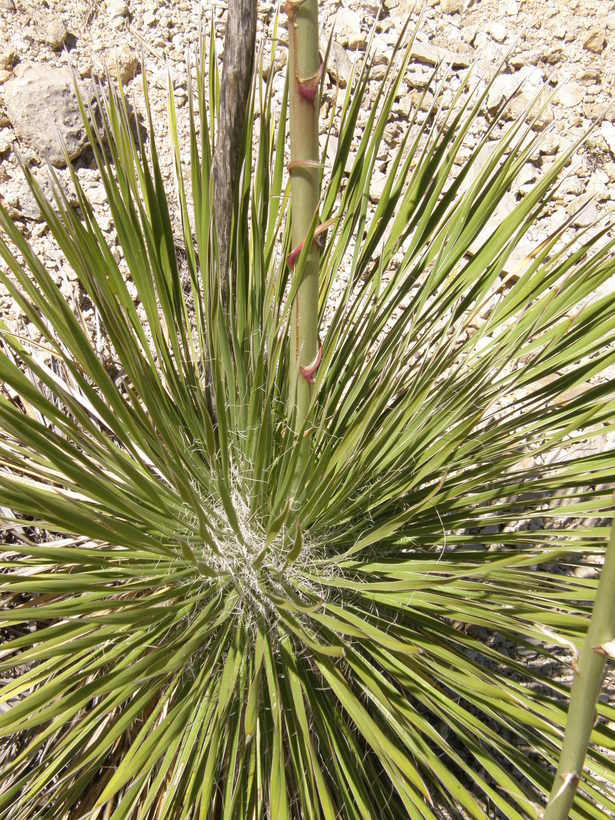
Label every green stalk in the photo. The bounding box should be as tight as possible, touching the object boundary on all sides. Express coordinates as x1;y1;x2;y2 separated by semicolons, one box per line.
286;0;321;431
544;506;615;819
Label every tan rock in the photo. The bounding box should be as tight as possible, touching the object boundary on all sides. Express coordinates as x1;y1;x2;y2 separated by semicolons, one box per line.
388;0;415;16
372;48;389;67
0;49;17;70
108;44;140;84
587;169;609;201
572;200;600;227
369;170;388;203
538;132;564;156
440;0;464;13
487;73;521;113
583;100;608;119
578;68;602;85
0;127;12;155
555;81;583;108
336;8;366;50
324;40;354;87
559;175;584;197
396;91;411;118
261;47;287;80
410;89;435;112
488;22;508;43
39;17;68;50
79;61;94;79
542;46;563;64
106;0;129;18
583;28;606;53
601;121;615;157
508;91;553;129
411;38;473;69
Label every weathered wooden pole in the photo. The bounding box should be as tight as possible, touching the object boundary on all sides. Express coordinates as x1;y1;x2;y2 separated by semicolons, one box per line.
213;0;257;307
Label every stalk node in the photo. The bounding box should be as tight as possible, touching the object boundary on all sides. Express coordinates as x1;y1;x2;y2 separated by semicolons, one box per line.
550;771;579;804
593;639;615;658
284;0;307;20
287;216;338;269
287;240;306;270
297;62;324;104
288;159;324;173
300;338;322;384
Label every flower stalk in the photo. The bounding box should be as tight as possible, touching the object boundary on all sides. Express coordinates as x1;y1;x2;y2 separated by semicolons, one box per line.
544;504;615;819
286;0;321;431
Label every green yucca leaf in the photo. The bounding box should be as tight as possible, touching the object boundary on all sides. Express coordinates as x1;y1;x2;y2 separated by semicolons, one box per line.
0;18;614;820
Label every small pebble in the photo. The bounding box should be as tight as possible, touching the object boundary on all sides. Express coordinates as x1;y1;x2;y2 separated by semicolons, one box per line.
583;28;606;53
0;128;12;155
108;44;140;84
0;49;18;70
39;17;68;50
488;22;507;43
107;0;129;19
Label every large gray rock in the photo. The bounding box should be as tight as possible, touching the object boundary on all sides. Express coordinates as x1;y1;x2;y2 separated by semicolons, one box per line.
3;64;95;167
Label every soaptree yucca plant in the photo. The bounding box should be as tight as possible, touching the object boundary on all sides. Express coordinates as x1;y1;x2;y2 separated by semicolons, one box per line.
1;2;615;816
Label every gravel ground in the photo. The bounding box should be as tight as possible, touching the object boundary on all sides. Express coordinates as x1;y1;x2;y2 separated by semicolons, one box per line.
3;0;611;444
0;0;614;307
1;0;614;817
